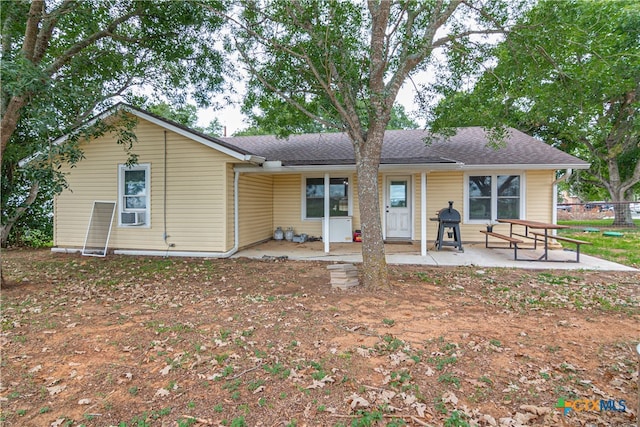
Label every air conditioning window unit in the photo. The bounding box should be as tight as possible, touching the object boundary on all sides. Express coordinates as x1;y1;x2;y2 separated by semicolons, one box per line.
121;211;145;226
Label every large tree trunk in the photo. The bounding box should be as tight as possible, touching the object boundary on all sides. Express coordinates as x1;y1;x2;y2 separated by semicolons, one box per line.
610;191;636;228
606;155;637;228
0;181;40;248
354;131;388;290
1;95;28;167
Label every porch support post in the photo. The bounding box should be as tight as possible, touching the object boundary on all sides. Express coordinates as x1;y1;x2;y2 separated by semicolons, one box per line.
421;171;427;256
324;173;330;253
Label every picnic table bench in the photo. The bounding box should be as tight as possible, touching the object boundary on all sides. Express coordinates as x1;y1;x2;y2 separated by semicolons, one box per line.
495;218;588;263
530;232;591;263
479;230;524;259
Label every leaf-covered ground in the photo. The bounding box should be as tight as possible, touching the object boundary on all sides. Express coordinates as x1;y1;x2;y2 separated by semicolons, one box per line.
1;249;638;426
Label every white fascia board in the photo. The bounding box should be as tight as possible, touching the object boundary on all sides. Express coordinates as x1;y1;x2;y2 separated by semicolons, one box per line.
459;163;590;171
43;105;262;165
235;164;357;174
235;161;588;174
235;162;465;174
126;108;258;162
379;163;463;172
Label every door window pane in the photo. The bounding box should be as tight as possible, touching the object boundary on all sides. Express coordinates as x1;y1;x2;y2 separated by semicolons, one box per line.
390;181;407;207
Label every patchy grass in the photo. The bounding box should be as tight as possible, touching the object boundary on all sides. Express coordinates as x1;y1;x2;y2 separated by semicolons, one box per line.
558;219;640;268
0;249;637;426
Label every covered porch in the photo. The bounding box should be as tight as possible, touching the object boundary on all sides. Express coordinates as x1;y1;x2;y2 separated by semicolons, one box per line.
233;239;637;271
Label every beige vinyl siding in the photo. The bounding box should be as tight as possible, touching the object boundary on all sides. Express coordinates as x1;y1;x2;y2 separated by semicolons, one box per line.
423;171;463;243
238;174;274;247
55;117;237;252
272;174;313;235
525;170;554;222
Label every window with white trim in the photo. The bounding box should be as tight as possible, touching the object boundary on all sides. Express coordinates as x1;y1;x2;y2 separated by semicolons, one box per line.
118;164;150;227
466;174;522;222
304;177;350;219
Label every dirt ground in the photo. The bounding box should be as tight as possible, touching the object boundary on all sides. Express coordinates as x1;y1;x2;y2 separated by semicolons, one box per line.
1;249;638;427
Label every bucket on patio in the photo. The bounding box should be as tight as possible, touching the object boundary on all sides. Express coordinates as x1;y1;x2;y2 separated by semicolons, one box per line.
274;226;284;240
353;230;362;242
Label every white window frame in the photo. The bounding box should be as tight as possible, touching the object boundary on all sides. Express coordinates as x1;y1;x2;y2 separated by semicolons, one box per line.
118;163;151;228
302;175;353;221
463;171;525;224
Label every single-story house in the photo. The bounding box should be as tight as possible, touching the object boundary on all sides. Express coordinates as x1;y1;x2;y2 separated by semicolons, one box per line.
52;104;589;256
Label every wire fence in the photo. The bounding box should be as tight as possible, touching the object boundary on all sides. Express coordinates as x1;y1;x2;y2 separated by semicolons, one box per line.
557;201;640;221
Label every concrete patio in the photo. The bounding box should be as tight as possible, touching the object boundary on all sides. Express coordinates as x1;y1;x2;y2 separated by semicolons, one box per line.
233;240;638;271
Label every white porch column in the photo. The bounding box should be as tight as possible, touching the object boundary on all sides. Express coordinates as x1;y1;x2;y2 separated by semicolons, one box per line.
421;171;427;256
551;182;558;237
324;173;330;253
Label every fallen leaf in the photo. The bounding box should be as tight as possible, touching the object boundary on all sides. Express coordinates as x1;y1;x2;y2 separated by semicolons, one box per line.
442;391;458;405
159;365;172;376
154;388;170;397
356;347;371;358
379;389;396;403
47;384;66;396
477;414;497;426
347;393;370;409
519;405;551;416
513;412;537;424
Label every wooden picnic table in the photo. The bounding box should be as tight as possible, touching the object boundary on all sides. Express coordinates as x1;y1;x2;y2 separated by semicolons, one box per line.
496;219;569;261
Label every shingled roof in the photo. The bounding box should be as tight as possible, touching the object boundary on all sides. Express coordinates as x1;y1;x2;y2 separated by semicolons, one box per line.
220;127;588;168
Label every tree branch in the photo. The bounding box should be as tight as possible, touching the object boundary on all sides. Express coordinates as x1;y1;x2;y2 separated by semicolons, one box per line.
45;9;142;76
234;44;338;131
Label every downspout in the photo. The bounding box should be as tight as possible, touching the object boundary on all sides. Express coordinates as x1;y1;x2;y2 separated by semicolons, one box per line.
216;169;241;257
163;131;173;249
421;172;427;256
231;170;240;255
552;169;572;234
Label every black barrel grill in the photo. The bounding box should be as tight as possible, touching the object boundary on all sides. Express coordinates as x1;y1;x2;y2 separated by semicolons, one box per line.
432;201;463;252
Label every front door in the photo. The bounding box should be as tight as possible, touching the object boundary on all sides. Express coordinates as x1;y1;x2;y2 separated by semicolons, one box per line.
385;176;411;239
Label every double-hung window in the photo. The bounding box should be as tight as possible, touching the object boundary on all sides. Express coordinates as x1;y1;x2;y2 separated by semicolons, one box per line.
304;177;350;219
118;164;150;227
466;173;522;222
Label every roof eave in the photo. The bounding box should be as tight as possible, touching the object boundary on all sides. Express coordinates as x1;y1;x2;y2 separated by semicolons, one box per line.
122;106;253;162
45;104;256;164
234;161;589;174
459;163;590;171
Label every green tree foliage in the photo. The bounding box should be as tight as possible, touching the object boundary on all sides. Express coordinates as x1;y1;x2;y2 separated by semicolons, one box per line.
227;0;522;289
236;103;418;136
431;0;640;227
143;102;224;137
1;0;227;248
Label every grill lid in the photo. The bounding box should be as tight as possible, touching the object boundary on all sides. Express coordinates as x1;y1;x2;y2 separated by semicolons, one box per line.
437;201;461;223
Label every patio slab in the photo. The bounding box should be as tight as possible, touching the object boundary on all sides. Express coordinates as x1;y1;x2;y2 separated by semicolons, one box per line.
233;240;638;271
